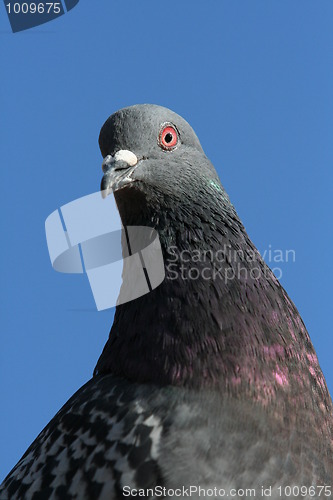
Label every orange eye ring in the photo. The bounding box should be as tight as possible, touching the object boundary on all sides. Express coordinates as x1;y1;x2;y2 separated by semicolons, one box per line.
159;124;179;150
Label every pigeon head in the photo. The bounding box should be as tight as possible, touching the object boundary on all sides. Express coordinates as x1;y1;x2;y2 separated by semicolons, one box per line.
99;104;227;227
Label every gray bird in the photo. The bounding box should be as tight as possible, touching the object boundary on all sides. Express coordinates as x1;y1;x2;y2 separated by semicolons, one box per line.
1;104;332;499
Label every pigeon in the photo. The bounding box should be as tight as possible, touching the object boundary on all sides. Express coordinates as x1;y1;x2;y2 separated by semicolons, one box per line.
1;104;332;499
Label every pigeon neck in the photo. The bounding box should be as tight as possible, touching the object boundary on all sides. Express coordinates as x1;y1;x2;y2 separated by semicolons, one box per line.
94;188;332;418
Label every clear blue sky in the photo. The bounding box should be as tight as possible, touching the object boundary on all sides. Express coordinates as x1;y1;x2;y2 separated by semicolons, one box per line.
1;0;332;481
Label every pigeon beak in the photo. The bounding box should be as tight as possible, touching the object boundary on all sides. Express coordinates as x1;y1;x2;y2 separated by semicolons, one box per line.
101;150;138;198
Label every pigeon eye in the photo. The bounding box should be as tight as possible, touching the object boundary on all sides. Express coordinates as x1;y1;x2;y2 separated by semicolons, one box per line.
159;124;178;150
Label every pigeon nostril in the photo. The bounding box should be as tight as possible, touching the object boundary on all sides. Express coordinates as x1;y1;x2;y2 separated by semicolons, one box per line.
114;149;138;166
102;150;138;173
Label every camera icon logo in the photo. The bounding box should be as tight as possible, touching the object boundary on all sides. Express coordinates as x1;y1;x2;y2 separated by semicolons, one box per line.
45;191;165;311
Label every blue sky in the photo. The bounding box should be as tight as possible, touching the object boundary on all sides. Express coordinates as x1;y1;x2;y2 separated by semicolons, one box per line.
1;0;333;481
